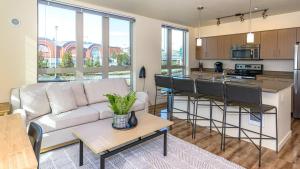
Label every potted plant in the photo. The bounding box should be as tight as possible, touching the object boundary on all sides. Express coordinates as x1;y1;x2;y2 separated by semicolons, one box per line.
105;91;137;129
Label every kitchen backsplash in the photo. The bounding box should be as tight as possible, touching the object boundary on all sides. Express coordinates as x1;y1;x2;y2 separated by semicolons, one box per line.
199;60;294;72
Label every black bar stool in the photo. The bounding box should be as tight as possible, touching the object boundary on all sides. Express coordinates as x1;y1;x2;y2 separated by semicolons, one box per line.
193;79;225;141
154;74;173;115
223;82;278;167
171;77;196;123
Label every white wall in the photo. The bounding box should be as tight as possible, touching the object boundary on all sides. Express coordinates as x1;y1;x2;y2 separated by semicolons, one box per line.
0;0;37;103
0;0;194;104
192;11;300;72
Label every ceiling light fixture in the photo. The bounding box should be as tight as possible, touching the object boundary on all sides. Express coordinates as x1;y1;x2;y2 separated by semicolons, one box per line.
196;6;204;47
247;0;254;43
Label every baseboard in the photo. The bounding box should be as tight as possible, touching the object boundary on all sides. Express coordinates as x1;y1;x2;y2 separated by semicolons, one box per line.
278;130;292;151
41;139;79;153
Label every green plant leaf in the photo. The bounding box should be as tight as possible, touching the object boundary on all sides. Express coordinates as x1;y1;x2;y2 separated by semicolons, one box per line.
104;91;137;115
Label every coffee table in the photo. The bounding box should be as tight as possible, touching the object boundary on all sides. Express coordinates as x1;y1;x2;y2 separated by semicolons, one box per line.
72;112;173;169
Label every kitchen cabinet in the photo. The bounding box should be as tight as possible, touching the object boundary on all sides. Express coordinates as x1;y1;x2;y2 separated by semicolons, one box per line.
196;38;207;59
297;28;300;42
217;35;231;59
231;33;246;46
277;28;296;59
254;32;261;44
206;37;218;59
260;30;278;59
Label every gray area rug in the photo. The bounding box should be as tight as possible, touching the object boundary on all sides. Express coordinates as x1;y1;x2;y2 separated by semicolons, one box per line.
40;134;244;169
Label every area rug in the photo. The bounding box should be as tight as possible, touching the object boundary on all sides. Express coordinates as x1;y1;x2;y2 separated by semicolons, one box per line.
40;134;244;169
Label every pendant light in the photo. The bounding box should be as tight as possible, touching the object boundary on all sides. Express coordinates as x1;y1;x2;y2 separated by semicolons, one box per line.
247;0;254;43
196;6;204;47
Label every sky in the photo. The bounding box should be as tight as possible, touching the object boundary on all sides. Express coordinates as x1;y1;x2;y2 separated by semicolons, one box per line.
38;4;184;49
38;4;130;48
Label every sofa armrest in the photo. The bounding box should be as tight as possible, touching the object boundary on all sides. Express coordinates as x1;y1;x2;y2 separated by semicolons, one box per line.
136;92;149;113
12;109;27;126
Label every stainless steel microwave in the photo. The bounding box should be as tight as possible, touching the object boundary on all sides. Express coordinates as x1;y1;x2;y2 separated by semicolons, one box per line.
231;44;260;60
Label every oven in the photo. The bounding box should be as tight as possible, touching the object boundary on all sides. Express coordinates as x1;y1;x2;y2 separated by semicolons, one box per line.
231;44;260;60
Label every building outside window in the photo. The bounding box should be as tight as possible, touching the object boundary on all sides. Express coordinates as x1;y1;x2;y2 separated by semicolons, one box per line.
161;25;188;76
38;0;133;85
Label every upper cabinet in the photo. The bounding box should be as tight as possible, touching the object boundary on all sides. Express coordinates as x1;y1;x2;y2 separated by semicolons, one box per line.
277;28;296;59
260;30;278;59
205;37;218;59
231;34;246;46
195;27;298;60
217;35;232;59
196;38;207;60
297;28;300;42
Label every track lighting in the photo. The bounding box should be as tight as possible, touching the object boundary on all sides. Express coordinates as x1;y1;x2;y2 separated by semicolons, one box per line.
240;14;245;22
262;9;268;19
216;8;268;26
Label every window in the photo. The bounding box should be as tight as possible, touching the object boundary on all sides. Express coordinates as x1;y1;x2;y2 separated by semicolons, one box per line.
161;26;187;76
38;0;133;85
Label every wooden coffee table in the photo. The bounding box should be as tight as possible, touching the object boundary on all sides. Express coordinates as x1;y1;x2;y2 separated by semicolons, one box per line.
72;112;173;169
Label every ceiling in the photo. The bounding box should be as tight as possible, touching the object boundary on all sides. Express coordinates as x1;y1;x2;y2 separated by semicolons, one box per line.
79;0;300;27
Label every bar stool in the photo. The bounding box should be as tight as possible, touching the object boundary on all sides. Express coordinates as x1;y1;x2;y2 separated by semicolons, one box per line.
171;77;197;123
154;74;173;116
193;79;225;141
223;82;278;167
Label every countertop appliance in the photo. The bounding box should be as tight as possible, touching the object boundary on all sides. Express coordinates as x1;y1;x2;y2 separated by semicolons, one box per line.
227;64;263;79
231;44;260;60
293;42;300;118
215;62;223;73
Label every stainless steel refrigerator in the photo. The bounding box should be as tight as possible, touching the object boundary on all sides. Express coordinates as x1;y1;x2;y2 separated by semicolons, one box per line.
294;42;300;118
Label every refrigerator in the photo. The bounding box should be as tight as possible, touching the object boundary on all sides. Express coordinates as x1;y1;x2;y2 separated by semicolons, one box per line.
294;42;300;118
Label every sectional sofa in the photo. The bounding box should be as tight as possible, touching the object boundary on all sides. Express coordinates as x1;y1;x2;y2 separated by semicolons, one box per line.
10;78;149;149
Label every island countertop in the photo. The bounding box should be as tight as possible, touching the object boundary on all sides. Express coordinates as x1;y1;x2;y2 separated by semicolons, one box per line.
190;72;293;93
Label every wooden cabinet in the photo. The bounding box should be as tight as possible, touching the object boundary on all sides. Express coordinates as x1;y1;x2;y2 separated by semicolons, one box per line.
260;30;278;59
297;28;300;42
254;32;261;44
196;38;207;59
195;28;298;60
206;37;218;59
277;28;296;59
217;35;231;59
231;33;246;46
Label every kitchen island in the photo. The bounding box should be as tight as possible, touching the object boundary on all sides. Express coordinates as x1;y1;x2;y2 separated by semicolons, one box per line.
173;72;293;151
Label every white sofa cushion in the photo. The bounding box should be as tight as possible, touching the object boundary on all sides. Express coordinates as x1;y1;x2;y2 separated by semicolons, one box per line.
88;102;112;119
89;100;145;120
31;106;99;133
84;78;129;104
47;85;78;115
69;82;88;107
20;83;51;121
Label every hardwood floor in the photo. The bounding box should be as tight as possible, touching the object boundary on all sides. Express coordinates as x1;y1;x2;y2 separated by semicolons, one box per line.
150;106;300;169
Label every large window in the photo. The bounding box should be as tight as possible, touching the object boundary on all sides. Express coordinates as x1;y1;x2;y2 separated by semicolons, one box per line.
38;0;133;85
161;26;188;76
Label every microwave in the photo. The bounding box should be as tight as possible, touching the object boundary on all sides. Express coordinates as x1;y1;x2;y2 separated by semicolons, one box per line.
231;44;260;60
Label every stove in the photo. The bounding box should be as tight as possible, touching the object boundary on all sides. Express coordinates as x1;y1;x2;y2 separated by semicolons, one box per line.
227;64;263;80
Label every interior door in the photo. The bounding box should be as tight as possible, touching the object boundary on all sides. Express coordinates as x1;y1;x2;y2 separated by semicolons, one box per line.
277;28;296;59
260;30;278;59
